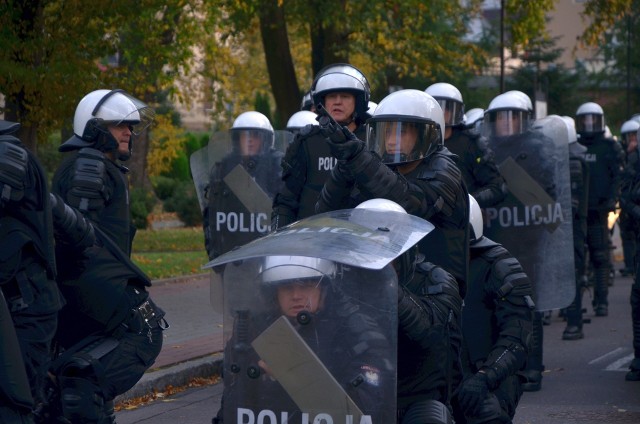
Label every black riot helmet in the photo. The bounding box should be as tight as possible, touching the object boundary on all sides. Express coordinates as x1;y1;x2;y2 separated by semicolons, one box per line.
310;63;371;126
59;89;154;161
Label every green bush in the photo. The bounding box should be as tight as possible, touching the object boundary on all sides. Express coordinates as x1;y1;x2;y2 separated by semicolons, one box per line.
163;181;202;227
151;176;179;201
130;188;157;229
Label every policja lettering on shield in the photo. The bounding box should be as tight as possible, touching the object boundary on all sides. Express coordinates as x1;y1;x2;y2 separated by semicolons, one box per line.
216;212;269;233
237;408;373;424
485;201;564;229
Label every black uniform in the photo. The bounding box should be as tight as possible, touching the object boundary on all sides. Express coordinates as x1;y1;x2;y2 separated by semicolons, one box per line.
271;124;367;229
563;142;590;338
49;147;166;423
453;237;533;424
316;144;470;297
0;122;63;411
618;156;640;379
214;281;394;423
619;148;639;276
397;261;462;423
578;132;624;315
203;149;283;260
446;128;506;208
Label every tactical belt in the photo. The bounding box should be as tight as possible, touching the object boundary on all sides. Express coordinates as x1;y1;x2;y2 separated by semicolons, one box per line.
118;297;169;337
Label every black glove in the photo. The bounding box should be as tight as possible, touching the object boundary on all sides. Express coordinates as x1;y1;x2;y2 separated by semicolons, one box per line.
324;131;365;161
457;372;490;416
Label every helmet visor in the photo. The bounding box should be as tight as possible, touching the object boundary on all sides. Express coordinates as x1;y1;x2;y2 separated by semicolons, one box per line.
483;110;528;138
367;120;440;165
99;93;155;136
576;113;604;134
230;128;273;156
436;99;464;126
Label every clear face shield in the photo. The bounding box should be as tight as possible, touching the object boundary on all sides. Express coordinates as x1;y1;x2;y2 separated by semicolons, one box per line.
231;129;273;156
623;131;638;153
576;113;604;134
103;94;155;136
437;99;464;126
484;109;528;138
367;120;439;165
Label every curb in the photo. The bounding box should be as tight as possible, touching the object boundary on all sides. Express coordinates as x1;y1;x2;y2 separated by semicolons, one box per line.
115;353;224;403
151;272;210;287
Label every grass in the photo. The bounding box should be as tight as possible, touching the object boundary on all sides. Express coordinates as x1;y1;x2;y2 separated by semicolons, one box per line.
131;227;210;280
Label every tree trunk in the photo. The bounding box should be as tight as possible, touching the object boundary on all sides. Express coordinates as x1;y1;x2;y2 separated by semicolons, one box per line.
309;1;350;78
128;130;153;190
259;0;300;127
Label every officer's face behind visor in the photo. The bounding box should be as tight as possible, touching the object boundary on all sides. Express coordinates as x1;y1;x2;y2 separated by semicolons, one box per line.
276;278;324;317
368;120;436;164
489;110;526;137
237;130;265;157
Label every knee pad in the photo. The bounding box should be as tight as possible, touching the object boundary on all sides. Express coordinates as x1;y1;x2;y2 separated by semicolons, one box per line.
467;393;511;424
401;399;453;424
58;375;107;423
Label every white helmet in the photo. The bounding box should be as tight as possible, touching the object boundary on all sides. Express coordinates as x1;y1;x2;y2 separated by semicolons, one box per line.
621;119;640;148
561;116;578;144
469;194;483;242
60;89;154;155
259;256;336;286
355;198;407;213
504;90;533;113
311;63;371;122
575;102;605;135
464;107;485;136
366;89;444;165
230;111;274;154
483;91;531;138
367;101;378;117
286;111;318;133
425;82;465;126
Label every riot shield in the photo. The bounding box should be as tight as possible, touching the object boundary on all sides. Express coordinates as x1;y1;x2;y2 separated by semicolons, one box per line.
217;254;400;423
206;208;435;423
484;115;575;311
190;130;291;310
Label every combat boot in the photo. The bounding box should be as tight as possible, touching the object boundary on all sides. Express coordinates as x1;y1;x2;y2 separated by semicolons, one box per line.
625;358;640;381
562;325;584;340
592;266;609;317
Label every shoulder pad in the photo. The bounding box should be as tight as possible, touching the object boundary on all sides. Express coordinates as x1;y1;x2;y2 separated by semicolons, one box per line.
0;139;28;202
67;148;109;212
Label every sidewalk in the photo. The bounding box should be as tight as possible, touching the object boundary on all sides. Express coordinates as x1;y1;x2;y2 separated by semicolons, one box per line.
115;273;225;404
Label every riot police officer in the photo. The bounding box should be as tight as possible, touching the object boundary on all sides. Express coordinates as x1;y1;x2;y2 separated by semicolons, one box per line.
213;255;395;423
618;119;640;277
619;125;640;381
482;91;565;392
576;101;624;317
425;83;506;208
0;119;63;415
272;63;371;228
453;195;534;424
202;111;284;260
561;116;591;341
358;199;462;424
49;89;166;423
315;88;470;297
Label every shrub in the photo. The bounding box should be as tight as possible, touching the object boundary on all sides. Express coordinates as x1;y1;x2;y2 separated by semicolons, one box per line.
163;181;202;227
151;176;179;201
130;188;157;229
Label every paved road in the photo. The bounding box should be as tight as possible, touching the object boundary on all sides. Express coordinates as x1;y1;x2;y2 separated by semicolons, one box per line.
117;268;640;424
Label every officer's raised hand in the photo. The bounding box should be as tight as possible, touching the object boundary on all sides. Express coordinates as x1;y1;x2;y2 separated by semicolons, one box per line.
316;104;365;161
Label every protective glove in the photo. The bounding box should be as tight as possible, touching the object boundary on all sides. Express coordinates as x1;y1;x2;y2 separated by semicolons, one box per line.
457;371;490;416
324;131;365;161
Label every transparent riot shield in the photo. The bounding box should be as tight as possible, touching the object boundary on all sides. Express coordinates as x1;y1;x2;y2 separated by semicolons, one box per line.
220;258;398;424
484;115;575;311
190;130;292;311
205;207;435;423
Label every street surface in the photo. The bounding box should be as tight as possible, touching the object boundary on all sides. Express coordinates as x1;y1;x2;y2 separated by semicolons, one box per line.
118;269;640;424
